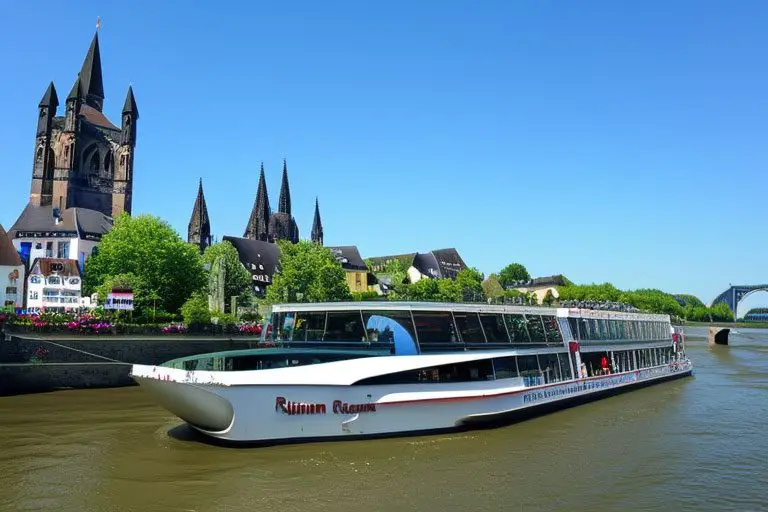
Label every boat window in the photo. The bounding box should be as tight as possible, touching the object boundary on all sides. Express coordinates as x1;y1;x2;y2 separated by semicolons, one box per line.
293;311;326;341
412;311;458;344
493;356;519;379
479;313;509;343
525;315;546;344
585;319;596;340
362;311;417;354
568;318;580;340
504;314;531;344
453;311;485;343
517;354;539;374
324;311;367;341
354;360;494;385
269;312;296;342
557;353;572;380
541;315;562;345
518;355;541;385
538;353;562;383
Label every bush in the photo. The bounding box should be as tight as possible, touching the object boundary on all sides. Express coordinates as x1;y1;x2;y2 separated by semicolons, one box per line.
181;293;211;327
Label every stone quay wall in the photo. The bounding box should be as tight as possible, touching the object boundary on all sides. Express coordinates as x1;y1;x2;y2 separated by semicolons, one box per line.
0;334;258;396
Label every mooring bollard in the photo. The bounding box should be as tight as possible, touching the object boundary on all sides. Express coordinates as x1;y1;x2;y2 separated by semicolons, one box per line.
708;327;730;346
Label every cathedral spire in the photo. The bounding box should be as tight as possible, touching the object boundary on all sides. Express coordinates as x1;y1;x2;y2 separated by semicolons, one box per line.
122;85;139;118
244;163;270;240
311;197;323;245
78;32;105;111
278;158;291;215
38;82;59;109
187;178;211;253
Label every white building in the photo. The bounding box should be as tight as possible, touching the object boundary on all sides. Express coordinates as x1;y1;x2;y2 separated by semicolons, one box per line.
26;258;83;313
7;204;112;278
0;224;25;309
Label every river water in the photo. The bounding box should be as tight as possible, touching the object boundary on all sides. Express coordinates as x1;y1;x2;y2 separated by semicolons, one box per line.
1;327;766;512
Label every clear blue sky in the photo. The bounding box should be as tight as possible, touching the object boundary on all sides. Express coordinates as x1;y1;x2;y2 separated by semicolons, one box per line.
1;1;767;314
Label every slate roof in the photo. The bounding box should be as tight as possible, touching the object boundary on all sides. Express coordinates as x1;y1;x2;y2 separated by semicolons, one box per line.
8;204;113;241
327;246;368;271
368;248;467;280
430;248;467;279
80;104;120;131
0;224;22;266
222;236;281;295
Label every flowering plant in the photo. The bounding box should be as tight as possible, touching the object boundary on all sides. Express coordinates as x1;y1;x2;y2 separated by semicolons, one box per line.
162;324;186;334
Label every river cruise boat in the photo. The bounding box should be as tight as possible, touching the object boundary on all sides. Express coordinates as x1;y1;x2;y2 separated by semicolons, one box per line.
131;301;693;444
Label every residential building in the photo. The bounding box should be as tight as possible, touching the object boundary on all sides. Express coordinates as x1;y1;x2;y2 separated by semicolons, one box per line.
8;204;112;274
0;225;25;308
26;258;82;313
327;246;371;293
368;248;468;291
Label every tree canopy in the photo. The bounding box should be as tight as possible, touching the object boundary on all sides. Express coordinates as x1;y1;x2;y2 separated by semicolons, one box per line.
265;240;351;303
83;213;204;313
202;241;252;312
556;282;734;322
498;263;530;287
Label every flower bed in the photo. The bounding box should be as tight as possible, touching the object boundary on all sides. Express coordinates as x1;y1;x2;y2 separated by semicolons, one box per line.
1;311;265;337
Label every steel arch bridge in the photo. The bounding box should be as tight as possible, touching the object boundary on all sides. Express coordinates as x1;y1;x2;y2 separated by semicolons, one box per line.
710;285;768;313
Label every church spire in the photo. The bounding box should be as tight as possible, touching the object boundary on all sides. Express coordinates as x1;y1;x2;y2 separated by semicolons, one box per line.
311;197;323;245
278;158;291;215
244;163;270;240
38;82;59;109
78;32;105;111
187;178;211;253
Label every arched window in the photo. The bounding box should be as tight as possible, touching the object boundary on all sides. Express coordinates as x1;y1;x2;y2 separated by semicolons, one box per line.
36;147;44;161
104;150;112;174
89;151;100;171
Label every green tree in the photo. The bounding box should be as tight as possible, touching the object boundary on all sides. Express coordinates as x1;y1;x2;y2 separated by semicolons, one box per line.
83;213;204;314
498;263;531;288
202;241;252;314
455;267;486;302
482;274;505;299
266;240;352;303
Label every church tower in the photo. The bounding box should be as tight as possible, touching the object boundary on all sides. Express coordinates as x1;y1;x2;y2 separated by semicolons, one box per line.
268;159;299;243
311;197;323;245
113;86;138;216
187;178;211;253
244;163;271;241
24;30;137;218
29;82;59;208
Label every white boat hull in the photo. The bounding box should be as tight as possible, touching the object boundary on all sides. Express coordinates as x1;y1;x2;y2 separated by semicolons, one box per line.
132;361;693;444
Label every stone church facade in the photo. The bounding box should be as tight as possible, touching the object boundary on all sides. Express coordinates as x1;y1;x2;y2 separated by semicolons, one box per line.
28;31;138;218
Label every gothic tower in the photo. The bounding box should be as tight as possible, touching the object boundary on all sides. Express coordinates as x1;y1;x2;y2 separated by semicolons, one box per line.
29;82;59;208
187;178;211;253
311;197;323;245
268;159;299;243
244;163;271;241
25;31;137;218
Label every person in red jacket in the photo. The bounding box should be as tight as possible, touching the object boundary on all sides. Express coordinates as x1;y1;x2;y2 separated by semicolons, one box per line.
600;354;610;374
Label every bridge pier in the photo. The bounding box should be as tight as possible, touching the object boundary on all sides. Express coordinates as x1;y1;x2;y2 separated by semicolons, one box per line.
708;327;729;346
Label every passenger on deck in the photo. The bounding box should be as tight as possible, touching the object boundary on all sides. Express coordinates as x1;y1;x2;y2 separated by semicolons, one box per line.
600;355;610;374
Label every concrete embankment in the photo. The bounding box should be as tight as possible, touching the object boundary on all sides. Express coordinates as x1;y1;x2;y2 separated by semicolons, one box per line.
0;334;258;395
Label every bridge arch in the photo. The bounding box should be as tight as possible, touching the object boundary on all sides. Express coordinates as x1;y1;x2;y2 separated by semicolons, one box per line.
710;285;768;316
